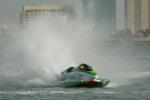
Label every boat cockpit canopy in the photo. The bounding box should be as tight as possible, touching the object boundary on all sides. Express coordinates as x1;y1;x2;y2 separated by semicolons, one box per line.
78;63;96;71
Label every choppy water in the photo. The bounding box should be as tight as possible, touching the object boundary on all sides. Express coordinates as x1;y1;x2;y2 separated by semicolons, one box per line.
0;78;150;100
0;41;150;100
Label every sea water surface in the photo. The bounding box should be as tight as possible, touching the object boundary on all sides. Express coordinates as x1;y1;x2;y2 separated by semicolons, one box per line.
0;41;150;100
0;79;150;100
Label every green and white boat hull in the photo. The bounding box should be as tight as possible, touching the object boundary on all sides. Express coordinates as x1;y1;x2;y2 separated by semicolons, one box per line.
57;64;110;88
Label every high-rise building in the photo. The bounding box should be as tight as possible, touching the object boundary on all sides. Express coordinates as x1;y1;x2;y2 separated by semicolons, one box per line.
20;4;63;24
125;0;141;33
116;0;125;31
141;0;150;30
82;0;116;33
125;0;150;33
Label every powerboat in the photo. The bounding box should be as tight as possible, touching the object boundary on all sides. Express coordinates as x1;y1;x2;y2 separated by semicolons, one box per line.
57;63;110;88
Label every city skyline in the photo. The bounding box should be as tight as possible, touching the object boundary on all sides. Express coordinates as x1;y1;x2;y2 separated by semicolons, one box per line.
0;0;123;25
1;0;150;34
0;0;80;24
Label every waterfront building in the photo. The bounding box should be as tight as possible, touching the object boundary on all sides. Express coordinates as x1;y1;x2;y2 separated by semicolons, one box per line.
20;4;63;24
125;0;150;33
125;0;141;33
116;0;125;31
141;0;150;30
82;0;116;33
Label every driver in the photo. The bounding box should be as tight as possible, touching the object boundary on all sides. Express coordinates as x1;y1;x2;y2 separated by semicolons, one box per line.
78;63;95;71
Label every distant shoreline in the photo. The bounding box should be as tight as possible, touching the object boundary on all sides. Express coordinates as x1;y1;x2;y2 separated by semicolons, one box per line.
133;36;150;42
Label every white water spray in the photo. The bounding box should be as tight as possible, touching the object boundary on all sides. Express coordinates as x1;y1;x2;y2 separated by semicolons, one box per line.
0;13;95;86
0;3;150;87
